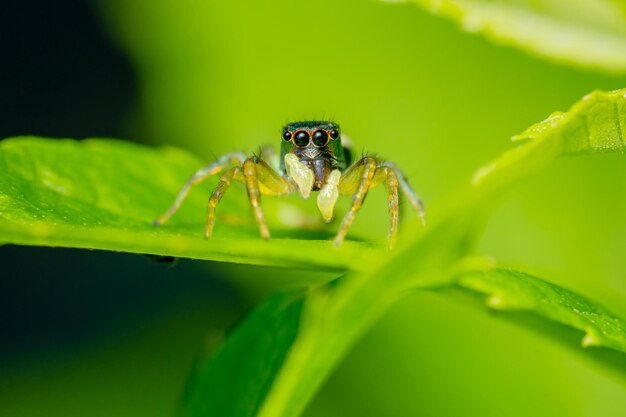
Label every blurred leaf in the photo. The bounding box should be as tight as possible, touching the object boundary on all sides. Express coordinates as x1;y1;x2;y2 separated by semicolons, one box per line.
180;291;305;417
458;269;626;352
1;89;625;417
391;0;626;73
256;218;475;417
182;88;626;417
0;137;380;271
469;89;626;195
613;0;626;16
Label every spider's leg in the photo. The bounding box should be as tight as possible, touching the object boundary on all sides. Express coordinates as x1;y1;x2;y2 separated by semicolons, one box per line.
243;158;269;239
254;159;297;196
203;156;295;239
253;158;298;237
242;157;296;240
205;166;241;239
380;161;425;225
379;166;400;249
153;152;247;226
334;156;378;246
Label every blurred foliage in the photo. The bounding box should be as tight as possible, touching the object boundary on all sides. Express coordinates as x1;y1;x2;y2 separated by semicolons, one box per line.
178;88;626;417
459;269;626;351
2;87;626;416
394;0;626;73
2;0;626;416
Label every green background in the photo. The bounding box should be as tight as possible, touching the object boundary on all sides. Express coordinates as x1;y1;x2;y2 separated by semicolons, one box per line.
1;0;625;416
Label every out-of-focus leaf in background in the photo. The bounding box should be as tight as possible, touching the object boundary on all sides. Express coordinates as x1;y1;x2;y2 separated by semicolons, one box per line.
182;266;626;417
458;269;626;351
470;89;626;192
390;0;626;73
180;291;305;417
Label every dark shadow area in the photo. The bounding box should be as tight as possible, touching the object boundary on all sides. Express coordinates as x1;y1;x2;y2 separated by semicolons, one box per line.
0;0;136;139
0;245;241;366
0;1;242;371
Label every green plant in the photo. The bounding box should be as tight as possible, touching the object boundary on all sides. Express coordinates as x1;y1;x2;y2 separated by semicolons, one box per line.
2;88;625;416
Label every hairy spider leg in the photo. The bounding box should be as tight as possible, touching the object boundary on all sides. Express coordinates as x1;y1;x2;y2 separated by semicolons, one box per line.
205;166;240;238
153;151;247;226
335;158;422;248
241;157;296;240
254;159;295;196
380;161;425;225
380;166;400;249
334;156;378;246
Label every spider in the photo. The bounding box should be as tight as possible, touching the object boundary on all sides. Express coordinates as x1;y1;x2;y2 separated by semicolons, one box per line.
153;121;425;248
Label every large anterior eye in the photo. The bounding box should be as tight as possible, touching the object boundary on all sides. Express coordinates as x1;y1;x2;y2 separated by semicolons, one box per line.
293;131;310;147
312;130;329;147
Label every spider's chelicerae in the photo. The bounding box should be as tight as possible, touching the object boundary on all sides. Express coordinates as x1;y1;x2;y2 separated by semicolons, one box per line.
154;121;425;248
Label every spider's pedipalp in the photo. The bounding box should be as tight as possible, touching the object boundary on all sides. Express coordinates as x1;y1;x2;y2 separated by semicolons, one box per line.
317;169;341;222
284;153;314;198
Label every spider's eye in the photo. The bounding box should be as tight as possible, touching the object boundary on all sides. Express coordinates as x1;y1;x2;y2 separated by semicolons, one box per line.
329;129;339;139
312;130;329;147
294;131;310;147
282;131;292;141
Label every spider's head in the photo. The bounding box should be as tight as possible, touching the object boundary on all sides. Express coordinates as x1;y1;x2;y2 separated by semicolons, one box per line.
280;121;348;190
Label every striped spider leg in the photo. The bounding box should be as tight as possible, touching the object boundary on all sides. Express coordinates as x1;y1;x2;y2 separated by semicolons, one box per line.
333;156;425;249
153;150;296;240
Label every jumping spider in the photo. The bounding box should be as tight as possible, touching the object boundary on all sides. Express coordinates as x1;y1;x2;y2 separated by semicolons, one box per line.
153;121;425;248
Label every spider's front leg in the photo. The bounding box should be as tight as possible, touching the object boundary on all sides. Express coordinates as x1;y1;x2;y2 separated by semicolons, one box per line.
335;157;425;249
334;156;378;246
153;151;247;226
209;157;294;240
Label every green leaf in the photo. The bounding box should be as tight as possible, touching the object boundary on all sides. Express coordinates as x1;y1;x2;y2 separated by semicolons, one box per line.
612;0;626;17
256;220;475;417
457;269;626;352
390;0;626;73
2;90;626;417
180;291;305;417
183;88;626;417
470;88;626;193
184;266;626;417
0;137;381;271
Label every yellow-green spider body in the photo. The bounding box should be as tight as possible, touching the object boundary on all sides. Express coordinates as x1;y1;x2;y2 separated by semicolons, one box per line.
154;121;424;248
